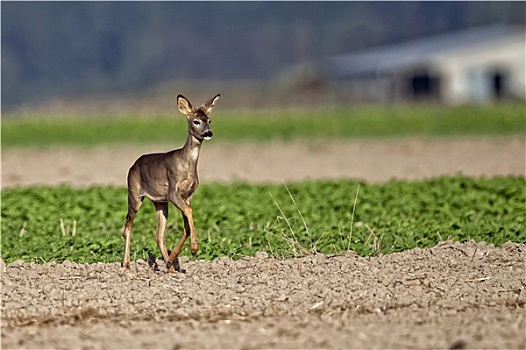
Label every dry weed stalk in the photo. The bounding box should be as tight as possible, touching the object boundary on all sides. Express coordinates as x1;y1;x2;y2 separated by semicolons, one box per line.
348;184;361;251
59;219;77;237
282;181;314;249
269;186;314;257
364;224;381;254
18;221;27;238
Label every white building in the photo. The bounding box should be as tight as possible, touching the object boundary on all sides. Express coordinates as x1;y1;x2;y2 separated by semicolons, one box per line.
327;25;525;104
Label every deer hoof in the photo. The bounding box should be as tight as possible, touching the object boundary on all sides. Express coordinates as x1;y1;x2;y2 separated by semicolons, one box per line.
166;260;179;273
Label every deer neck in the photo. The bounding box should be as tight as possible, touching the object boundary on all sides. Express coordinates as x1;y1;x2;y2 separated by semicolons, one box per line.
182;134;203;166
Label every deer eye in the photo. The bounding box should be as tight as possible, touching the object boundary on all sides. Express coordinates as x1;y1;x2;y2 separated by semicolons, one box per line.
193;120;201;126
208;120;212;125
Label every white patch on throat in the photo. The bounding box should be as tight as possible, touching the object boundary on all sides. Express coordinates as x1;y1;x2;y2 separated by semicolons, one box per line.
189;147;200;161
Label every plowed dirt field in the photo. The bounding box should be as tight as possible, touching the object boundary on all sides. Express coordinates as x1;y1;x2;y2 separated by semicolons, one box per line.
2;241;525;349
1;137;525;349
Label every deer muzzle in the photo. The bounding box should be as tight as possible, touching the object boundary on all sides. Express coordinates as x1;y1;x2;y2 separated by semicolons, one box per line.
203;131;213;140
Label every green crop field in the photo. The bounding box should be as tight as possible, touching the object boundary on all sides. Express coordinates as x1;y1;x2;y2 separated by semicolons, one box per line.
1;176;524;264
2;103;524;148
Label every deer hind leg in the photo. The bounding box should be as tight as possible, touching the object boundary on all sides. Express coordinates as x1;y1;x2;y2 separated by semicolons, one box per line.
153;201;173;271
123;192;143;269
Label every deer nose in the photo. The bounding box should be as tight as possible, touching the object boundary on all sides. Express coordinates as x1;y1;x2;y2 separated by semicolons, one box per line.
203;131;213;140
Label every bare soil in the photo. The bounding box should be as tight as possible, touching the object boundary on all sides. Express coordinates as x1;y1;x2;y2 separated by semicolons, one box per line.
1;241;525;349
1;137;525;349
2;136;524;188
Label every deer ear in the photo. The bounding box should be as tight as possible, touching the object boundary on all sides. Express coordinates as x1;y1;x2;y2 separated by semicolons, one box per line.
200;94;220;115
177;95;195;115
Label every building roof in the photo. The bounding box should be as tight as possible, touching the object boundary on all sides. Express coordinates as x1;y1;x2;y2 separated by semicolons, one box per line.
327;25;525;79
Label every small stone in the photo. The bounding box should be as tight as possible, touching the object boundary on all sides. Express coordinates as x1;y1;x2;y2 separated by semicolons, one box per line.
255;251;268;259
215;256;231;265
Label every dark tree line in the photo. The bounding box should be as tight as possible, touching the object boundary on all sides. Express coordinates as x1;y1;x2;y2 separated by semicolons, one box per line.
2;1;524;109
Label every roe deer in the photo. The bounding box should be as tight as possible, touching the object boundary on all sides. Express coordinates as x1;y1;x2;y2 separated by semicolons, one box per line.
123;94;220;272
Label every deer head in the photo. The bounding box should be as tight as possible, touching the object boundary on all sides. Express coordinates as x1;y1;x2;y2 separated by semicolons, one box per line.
177;94;220;141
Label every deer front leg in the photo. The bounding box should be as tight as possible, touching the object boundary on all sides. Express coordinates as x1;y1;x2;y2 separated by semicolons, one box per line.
167;213;191;272
185;207;199;256
168;195;198;261
171;207;198;257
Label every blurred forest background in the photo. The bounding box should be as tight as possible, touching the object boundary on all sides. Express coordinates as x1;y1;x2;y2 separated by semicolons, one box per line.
2;1;525;113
